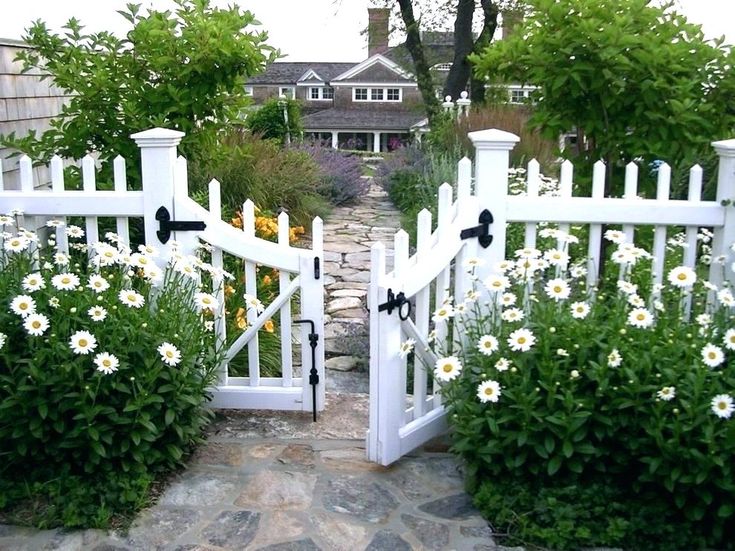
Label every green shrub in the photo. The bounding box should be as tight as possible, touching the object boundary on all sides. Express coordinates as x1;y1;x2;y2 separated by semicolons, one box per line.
426;231;735;549
189;132;330;228
0;216;227;528
246;98;303;144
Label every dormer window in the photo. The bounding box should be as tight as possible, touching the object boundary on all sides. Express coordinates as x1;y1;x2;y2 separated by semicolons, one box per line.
353;87;402;102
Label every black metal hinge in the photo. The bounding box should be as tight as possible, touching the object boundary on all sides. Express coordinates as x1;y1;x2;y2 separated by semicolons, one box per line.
314;257;321;279
460;209;494;248
293;319;320;423
378;288;412;321
155;206;206;244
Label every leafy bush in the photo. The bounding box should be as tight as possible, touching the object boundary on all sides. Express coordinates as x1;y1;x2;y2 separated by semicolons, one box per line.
2;0;274;185
189;132;330;228
295;142;368;206
246;98;303;144
425;231;735;549
0;215;226;528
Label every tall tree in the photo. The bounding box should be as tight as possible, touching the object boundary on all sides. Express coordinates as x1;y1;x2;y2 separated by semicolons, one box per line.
472;0;735;193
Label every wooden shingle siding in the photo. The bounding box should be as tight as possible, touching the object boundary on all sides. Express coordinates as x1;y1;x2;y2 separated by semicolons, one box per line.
0;39;71;190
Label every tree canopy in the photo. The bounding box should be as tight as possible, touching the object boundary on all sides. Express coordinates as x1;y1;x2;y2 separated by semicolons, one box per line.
472;0;735;176
4;0;276;177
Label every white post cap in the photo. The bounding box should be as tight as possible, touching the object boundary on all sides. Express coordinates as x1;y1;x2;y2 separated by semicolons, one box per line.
468;128;520;151
131;127;185;147
712;138;735;158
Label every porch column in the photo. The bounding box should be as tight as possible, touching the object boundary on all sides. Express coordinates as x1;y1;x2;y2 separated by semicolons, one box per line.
331;131;338;149
373;131;381;153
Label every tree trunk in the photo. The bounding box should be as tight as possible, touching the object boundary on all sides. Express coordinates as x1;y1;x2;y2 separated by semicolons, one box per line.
396;0;442;124
469;0;500;104
443;0;475;101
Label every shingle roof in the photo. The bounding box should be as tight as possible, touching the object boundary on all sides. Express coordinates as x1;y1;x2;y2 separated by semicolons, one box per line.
302;108;426;131
247;62;357;85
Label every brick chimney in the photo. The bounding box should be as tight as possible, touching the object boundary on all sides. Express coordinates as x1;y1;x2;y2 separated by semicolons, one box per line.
368;8;390;57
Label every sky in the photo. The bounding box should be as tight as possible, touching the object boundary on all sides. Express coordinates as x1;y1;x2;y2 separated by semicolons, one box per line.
0;0;733;62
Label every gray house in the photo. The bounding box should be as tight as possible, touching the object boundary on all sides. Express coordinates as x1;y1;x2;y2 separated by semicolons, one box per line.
246;8;455;152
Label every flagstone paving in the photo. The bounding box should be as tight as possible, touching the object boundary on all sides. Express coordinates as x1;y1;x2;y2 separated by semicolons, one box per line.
0;178;510;550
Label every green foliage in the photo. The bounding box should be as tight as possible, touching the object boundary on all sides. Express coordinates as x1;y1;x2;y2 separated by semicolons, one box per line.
189;131;330;228
472;0;735;193
245;98;303;144
0;219;224;528
431;232;735;549
2;0;275;184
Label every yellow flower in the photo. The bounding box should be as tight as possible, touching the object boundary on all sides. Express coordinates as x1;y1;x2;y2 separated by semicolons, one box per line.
235;307;248;330
262;274;272;286
263;319;275;333
225;285;236;296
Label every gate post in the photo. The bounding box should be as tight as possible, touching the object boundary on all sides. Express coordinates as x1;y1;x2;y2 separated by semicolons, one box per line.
131;128;189;263
711;139;735;289
468;129;520;283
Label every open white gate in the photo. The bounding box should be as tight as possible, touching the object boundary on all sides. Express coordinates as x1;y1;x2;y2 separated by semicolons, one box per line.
367;129;735;466
0;128;325;415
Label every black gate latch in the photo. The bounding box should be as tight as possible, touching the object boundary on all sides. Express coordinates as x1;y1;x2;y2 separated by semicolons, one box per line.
293;319;320;423
378;288;412;320
460;209;494;248
155;206;206;244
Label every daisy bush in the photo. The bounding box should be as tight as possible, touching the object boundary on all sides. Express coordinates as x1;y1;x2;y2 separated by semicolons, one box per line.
428;232;735;550
0;214;226;527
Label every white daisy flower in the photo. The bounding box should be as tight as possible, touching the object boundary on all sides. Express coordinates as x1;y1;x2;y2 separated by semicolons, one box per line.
570;369;580;378
94;352;119;375
51;273;80;291
495;357;510;371
432;304;455;324
723;329;735;351
88;306;108;322
514;247;541;259
0;332;6;350
137;244;159;257
604;230;626;244
23;313;50;336
243;293;265;314
501;292;517;306
545;278;571;301
463;257;485;270
717;289;735;307
130;253;154;269
53;253;70;266
157;342;182;366
93;243;120;266
454;302;468;315
204;320;215;332
434;356;462;382
543;249;569;268
667;266;697;288
507;328;536;352
711;394;734;419
65;225;84;238
69;330;98;355
538;228;558;239
501;307;524;323
45;219;65;228
0;215;13;226
118;289;145;308
657;386;676;401
627;294;645;308
4;235;30;253
494;260;514;273
701;343;725;368
607;349;622;367
696;313;712;327
10;295;36;317
87;274;110;293
477;380;501;403
627;308;654;329
570;301;590;319
105;232;121;243
21;272;45;292
617;280;638;295
398;338;415;359
483;274;511;293
48;297;60;309
143;265;164;284
194;292;219;313
174;260;198;280
569;264;587;279
611;249;636;265
477;335;499;356
465;289;480;302
557;348;569;357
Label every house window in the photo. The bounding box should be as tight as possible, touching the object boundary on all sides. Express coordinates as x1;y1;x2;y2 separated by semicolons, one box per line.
279;87;295;99
244;86;253;97
509;89;527;104
353;87;403;102
432;63;453;71
310;87;334;100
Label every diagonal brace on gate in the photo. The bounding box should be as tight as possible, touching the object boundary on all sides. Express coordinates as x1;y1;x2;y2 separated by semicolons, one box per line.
224;276;301;363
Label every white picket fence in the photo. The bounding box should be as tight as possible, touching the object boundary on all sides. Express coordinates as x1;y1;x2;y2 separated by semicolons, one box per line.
367;129;735;466
0;128;325;414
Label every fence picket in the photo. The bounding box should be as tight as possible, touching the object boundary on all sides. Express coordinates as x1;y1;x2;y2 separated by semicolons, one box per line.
454;158;476;314
413;208;433;419
208;179;228;385
278;211;293;388
113;156;130;246
50;155;69;256
433;183;453;407
558;160;573;250
393;229;411;423
81;156;99;247
524;159;540;249
587;161;606;287
242;199;260;386
651;163;671;298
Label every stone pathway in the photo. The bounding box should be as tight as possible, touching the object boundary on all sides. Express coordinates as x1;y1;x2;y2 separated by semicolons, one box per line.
0;178;508;550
